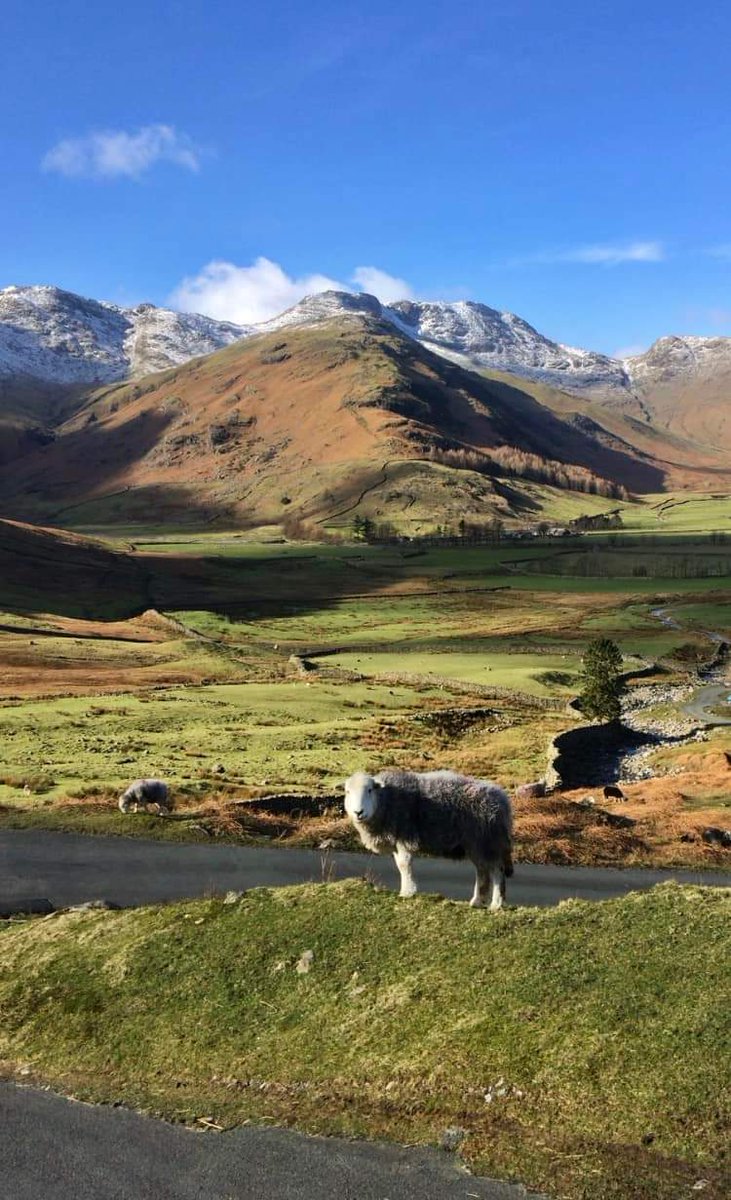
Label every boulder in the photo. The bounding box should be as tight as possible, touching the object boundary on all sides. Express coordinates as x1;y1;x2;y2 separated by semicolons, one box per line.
514;781;546;801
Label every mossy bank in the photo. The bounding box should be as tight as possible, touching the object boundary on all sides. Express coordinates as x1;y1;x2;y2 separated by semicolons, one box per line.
1;880;729;1199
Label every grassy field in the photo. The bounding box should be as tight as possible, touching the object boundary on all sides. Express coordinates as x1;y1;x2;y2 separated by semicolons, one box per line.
0;678;444;805
0;521;729;856
1;563;729;865
2;518;731;1198
1;882;729;1200
71;490;731;541
0;573;721;812
617;493;731;535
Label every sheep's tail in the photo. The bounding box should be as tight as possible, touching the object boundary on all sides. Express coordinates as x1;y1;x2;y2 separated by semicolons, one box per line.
503;844;514;877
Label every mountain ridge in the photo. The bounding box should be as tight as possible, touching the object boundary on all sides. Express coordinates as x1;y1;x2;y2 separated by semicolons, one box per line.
2;284;731;507
4;283;731;403
0;314;667;531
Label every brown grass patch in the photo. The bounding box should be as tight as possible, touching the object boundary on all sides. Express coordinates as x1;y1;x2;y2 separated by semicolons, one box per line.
553;745;731;866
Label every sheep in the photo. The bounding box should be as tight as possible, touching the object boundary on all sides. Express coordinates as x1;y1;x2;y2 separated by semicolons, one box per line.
343;769;513;911
118;778;171;815
603;784;626;801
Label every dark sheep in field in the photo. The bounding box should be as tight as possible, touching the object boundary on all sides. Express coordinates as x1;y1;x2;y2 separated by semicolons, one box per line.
118;778;171;814
701;826;731;848
343;769;513;911
603;784;627;801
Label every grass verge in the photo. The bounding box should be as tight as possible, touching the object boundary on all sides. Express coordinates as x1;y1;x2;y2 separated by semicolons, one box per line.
1;881;729;1199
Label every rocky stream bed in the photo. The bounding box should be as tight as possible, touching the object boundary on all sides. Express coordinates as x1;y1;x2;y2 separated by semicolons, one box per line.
548;611;730;789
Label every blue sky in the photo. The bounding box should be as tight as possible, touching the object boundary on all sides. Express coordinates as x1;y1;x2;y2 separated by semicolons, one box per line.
2;0;730;355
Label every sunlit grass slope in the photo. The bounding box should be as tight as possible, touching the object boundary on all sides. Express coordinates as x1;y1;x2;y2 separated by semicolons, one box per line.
1;882;728;1200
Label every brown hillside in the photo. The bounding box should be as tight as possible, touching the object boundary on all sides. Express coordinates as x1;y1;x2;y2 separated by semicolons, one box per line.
0;515;427;621
0;378;88;467
0;317;678;528
0;518;152;618
629;373;731;458
481;367;731;490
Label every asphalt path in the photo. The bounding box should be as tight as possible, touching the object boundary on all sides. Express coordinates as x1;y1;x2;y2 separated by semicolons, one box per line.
2;829;730;913
1;1083;544;1200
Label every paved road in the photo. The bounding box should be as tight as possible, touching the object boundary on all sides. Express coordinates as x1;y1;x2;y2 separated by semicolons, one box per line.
0;1083;543;1200
1;830;730;914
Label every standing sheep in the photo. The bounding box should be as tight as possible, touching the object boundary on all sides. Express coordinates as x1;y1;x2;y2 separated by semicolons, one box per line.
343;769;513;911
118;779;171;814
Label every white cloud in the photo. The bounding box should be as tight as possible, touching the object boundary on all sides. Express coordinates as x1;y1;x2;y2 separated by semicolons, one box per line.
171;258;416;325
171;258;345;326
511;241;665;267
351;266;415;302
614;343;648;360
42;124;201;180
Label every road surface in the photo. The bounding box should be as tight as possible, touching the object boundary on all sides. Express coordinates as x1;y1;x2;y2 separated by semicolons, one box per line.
0;1082;543;1200
1;829;730;914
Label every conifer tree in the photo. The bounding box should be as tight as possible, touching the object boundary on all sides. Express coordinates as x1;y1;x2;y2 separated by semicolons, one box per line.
579;638;624;723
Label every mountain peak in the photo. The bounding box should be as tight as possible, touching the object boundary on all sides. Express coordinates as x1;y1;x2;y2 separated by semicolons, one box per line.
257;289;384;332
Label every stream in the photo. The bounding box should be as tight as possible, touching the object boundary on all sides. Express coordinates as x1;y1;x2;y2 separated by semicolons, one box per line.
650;608;731;728
615;608;730;780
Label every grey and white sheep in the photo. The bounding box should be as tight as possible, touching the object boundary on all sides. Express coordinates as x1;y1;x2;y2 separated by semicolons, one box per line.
118;778;171;814
343;769;513;910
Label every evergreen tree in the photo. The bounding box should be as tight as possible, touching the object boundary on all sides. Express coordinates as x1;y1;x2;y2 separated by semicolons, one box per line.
579;638;624;723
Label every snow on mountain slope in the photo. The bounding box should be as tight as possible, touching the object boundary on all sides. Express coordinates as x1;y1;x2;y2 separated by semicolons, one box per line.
623;334;731;390
389;299;634;391
256;289;383;331
259;290;631;392
3;284;731;409
260;291;731;405
0;285;247;386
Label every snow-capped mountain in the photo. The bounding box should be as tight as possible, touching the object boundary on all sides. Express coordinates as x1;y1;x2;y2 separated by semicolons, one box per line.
260;290;731;401
0;285;246;386
259;290;632;392
622;334;731;391
388;299;633;391
3;283;731;407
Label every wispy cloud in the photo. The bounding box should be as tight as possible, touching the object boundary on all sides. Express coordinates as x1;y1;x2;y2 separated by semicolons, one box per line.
171;258;415;325
706;244;731;261
510;241;665;267
42;124;201;180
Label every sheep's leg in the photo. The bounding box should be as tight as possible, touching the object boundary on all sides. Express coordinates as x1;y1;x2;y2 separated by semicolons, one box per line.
470;862;491;908
488;865;506;912
394;844;417;898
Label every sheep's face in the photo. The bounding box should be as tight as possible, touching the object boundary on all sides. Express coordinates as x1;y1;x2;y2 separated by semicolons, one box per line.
343;772;382;825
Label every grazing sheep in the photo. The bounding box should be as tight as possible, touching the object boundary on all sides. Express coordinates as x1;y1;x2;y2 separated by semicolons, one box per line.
118;778;171;814
603;784;626;801
343;769;513;911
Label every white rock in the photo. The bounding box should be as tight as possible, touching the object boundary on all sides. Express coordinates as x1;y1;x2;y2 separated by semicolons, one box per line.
295;949;315;974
